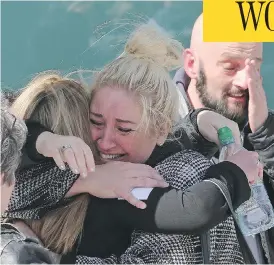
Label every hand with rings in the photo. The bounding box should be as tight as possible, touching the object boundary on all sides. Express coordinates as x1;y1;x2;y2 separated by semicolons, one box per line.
36;131;95;178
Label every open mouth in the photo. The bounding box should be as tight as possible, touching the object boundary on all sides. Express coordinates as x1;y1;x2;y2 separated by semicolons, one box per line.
227;93;246;102
100;153;125;160
228;93;245;98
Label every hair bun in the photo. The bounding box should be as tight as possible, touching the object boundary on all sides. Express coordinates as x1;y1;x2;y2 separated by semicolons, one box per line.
124;24;184;71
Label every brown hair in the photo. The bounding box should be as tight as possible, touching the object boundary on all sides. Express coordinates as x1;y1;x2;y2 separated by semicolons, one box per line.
12;71;95;254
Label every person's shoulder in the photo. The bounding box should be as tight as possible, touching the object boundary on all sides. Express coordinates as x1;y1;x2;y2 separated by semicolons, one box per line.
157;149;211;168
0;223;59;264
243;108;274;137
268;109;274;119
17;158;77;182
155;149;212;189
1;223;25;249
19;159;59;173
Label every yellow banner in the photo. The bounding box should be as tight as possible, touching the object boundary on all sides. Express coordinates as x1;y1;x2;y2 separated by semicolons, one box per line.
203;0;274;42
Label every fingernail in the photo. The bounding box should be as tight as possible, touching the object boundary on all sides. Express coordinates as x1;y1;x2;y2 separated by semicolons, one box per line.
74;169;79;174
139;203;146;209
82;172;87;178
60;165;65;170
89;167;95;172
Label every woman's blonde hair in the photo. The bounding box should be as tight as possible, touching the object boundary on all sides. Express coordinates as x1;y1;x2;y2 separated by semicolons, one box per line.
12;71;94;254
91;24;184;138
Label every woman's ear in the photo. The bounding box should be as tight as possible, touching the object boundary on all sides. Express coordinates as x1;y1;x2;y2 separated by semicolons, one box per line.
156;127;169;147
183;48;199;79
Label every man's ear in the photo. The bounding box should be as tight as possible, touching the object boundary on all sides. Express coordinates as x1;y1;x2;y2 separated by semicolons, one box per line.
183;48;199;79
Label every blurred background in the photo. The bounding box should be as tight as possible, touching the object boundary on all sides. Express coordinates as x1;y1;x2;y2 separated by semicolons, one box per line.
1;1;273;107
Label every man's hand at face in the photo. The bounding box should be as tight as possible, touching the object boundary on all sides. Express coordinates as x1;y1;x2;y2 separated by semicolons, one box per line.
246;58;268;133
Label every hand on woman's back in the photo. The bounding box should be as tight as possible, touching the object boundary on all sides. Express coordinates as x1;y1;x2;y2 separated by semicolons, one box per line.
82;161;169;209
36;132;95;178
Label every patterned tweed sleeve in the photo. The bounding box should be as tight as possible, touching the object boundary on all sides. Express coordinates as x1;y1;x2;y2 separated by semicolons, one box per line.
4;160;79;219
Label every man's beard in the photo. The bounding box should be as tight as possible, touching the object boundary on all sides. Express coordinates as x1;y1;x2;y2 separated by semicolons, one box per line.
196;67;248;124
